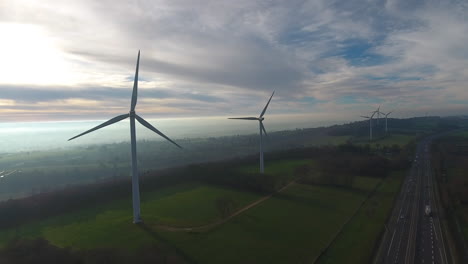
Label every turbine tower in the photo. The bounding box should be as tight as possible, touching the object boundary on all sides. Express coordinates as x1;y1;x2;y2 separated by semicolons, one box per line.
361;111;377;141
229;91;274;174
68;51;181;223
383;111;393;133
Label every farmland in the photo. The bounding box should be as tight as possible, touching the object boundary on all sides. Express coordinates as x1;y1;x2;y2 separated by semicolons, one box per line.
0;147;409;263
1;116;458;263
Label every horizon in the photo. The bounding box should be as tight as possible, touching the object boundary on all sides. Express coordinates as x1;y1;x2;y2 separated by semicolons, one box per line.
0;114;347;154
0;113;451;154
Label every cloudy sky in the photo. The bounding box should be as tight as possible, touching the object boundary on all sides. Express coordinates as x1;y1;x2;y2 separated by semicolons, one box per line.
0;0;467;122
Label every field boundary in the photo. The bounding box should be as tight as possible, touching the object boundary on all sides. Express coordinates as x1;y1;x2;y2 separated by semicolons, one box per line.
313;176;387;264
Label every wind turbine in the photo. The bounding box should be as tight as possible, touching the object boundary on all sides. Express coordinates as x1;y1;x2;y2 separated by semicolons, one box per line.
373;105;381;125
229;91;274;174
68;51;181;223
361;111;377;141
382;111;393;133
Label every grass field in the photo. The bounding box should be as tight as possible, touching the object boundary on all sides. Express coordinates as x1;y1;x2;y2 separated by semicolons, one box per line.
152;177;381;264
375;134;415;146
434;133;468;258
446;161;468;242
449;130;468;139
239;159;311;174
362;134;416;148
0;158;402;263
0;183;261;249
239;159;312;185
306;135;350;146
317;170;405;264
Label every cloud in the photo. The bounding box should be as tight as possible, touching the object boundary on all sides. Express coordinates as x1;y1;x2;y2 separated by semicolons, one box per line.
0;0;467;122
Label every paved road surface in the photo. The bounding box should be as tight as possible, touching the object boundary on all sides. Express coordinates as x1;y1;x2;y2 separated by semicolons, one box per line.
376;137;451;264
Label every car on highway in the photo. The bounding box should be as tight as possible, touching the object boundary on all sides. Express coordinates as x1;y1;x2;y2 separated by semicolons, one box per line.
425;205;432;217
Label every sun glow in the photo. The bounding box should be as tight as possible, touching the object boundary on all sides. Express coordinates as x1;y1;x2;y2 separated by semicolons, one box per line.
0;23;77;85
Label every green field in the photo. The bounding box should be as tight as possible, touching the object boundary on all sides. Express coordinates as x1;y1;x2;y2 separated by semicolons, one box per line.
156;178;380;264
449;130;468;139
317;171;405;264
374;134;415;146
357;133;416;148
239;159;311;174
0;178;384;262
444;157;468;242
0;157;403;263
0;183;261;249
306;135;351;146
239;159;313;189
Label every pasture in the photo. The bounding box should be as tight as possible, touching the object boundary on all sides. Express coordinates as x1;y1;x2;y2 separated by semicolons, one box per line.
0;155;406;263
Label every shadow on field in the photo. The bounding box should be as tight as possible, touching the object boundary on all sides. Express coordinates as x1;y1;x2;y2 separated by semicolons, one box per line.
137;222;199;264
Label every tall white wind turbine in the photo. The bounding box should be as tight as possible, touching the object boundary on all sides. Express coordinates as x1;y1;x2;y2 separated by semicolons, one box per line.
361;111;377;141
68;51;181;223
383;111;393;133
229;91;274;174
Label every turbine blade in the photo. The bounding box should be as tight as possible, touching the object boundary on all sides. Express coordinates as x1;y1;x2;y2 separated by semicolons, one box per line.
260;121;268;138
68;113;129;141
130;50;140;111
260;91;275;118
228;117;259;120
360;115;370;119
135;115;182;149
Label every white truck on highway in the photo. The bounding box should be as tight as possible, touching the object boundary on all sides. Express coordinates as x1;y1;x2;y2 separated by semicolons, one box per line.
425;205;432;217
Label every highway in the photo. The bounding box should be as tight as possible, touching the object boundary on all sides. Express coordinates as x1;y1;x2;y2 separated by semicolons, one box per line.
376;137;451;264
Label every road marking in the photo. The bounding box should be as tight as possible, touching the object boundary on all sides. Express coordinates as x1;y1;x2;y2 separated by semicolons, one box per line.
431;221;438;241
387;229;397;256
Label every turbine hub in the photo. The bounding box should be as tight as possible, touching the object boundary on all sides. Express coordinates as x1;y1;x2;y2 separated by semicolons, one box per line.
259;117;265;121
129;110;136;117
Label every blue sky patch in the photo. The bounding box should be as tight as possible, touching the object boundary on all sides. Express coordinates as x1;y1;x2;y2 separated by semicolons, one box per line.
339;40;391;67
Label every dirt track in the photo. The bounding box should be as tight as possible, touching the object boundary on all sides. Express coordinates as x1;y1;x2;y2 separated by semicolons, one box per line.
152;180;296;232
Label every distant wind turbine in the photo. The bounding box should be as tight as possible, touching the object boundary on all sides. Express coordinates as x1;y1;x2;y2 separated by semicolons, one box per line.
373;105;381;125
229;91;274;174
68;51;181;223
382;111;393;133
361;111;377;141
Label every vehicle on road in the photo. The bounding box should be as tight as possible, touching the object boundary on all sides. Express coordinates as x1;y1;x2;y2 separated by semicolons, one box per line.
425;205;432;217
